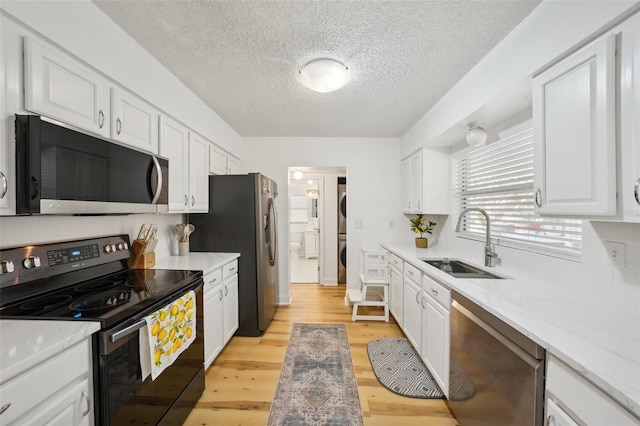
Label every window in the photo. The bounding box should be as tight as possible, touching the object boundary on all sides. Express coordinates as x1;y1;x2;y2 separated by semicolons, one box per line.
453;128;582;259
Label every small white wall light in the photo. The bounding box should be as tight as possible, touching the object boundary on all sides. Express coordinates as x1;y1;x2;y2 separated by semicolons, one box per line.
293;170;303;180
466;122;488;147
299;59;351;93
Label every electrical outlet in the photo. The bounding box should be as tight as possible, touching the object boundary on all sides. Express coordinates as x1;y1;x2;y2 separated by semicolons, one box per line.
354;219;364;229
605;241;626;267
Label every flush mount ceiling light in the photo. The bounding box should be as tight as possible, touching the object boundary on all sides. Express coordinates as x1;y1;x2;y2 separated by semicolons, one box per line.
466;122;488;147
299;59;351;93
293;170;303;180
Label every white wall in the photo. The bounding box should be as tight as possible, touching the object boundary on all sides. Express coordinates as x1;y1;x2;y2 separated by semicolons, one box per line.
402;0;640;154
0;0;243;157
243;137;406;304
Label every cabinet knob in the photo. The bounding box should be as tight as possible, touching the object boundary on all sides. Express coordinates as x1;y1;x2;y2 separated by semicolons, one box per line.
116;118;122;135
634;178;640;206
535;188;542;208
98;110;105;128
0;171;7;199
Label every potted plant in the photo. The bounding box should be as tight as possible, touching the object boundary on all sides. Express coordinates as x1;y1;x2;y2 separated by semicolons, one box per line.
409;214;436;248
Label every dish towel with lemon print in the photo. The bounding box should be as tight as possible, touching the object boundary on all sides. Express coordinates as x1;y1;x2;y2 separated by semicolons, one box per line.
140;290;196;380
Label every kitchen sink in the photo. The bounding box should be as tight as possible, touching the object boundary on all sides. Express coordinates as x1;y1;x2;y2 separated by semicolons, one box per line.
422;259;504;279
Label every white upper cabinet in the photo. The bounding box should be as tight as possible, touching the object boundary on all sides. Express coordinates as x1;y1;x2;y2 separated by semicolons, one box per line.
111;87;159;154
159;115;190;212
532;34;616;216
23;37;110;138
402;148;450;214
189;132;210;212
619;13;640;222
209;144;242;175
227;155;241;174
209;144;227;175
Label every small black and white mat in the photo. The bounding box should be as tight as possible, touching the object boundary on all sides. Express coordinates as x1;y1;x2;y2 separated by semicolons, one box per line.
366;337;444;399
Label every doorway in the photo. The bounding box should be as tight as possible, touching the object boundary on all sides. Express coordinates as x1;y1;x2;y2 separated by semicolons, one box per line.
288;167;346;285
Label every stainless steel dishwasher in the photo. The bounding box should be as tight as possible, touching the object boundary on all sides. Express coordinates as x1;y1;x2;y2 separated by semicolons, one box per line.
449;291;545;426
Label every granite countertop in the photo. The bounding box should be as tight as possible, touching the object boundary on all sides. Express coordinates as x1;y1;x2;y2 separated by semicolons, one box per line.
381;242;640;419
0;320;100;384
152;252;240;275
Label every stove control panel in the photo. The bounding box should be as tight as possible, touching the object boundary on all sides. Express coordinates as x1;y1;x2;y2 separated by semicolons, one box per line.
0;235;131;290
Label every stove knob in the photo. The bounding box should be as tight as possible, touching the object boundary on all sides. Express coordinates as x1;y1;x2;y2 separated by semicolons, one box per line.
122;242;129;250
117;242;125;251
0;260;15;274
104;244;113;254
23;256;41;269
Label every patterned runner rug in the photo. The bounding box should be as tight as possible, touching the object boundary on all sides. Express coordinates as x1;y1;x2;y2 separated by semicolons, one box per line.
367;337;444;399
267;323;363;426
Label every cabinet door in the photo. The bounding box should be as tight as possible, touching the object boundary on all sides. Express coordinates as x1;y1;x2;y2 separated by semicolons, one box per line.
209;144;227;175
188;132;210;212
24;37;109;137
411;151;423;212
423;293;450;397
20;379;92;426
111;87;159;154
223;275;239;343
0;39;11;214
204;282;224;370
532;34;616;216
401;157;413;212
620;13;640;221
389;266;403;327
159;116;189;212
227;156;241;174
402;278;422;351
545;398;579;426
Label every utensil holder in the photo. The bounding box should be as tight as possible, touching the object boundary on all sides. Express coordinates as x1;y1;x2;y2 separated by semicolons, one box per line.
178;241;189;256
129;239;156;268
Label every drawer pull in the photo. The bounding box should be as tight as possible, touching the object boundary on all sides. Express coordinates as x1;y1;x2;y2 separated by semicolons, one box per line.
219;289;224;301
431;289;439;296
229;267;236;272
408;270;414;276
421;297;426;309
81;390;90;417
224;286;229;296
535;188;542;208
0;171;7;199
415;292;420;304
0;403;10;415
116;118;122;135
184;194;188;206
546;414;555;426
98;110;105;128
634;178;640;205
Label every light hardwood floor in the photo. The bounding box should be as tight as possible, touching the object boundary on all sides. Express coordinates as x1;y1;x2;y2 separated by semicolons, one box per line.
184;284;459;425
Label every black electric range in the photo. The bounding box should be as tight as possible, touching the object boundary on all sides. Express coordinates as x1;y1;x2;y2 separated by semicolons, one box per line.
0;235;205;425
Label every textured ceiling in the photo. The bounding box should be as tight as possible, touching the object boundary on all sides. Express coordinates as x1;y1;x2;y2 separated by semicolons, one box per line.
93;0;540;137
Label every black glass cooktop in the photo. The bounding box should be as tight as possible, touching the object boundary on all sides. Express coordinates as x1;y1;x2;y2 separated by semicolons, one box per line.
0;268;203;328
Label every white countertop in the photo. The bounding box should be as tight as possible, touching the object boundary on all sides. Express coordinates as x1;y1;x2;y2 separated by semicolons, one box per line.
152;252;240;275
0;320;100;383
382;242;640;419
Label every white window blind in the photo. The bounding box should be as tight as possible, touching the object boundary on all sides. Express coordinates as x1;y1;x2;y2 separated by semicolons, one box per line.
454;129;582;259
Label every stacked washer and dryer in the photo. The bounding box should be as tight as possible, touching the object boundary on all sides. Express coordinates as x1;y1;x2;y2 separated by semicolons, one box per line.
338;177;347;283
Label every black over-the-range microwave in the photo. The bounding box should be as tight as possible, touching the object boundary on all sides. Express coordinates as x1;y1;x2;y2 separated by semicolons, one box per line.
15;115;169;215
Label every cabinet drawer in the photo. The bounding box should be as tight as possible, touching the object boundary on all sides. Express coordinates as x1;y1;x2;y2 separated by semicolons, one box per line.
546;355;639;425
404;263;422;285
222;259;238;279
422;274;450;310
204;268;222;290
0;339;90;424
389;253;403;271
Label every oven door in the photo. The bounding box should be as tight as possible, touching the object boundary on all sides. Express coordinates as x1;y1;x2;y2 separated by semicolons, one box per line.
96;282;204;426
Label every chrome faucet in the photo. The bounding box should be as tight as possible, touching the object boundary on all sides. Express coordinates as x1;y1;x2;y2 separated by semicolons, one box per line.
455;207;498;267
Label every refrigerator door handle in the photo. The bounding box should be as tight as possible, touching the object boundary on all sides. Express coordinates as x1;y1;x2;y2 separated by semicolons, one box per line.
267;198;277;266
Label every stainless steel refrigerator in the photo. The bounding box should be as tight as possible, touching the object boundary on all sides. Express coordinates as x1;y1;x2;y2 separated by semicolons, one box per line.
189;173;278;337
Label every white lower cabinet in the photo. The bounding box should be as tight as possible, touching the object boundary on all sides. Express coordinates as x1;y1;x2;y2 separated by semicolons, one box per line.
203;259;239;370
203;268;224;370
389;258;403;327
545;355;640;425
421;274;450;398
0;338;94;425
402;264;422;351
